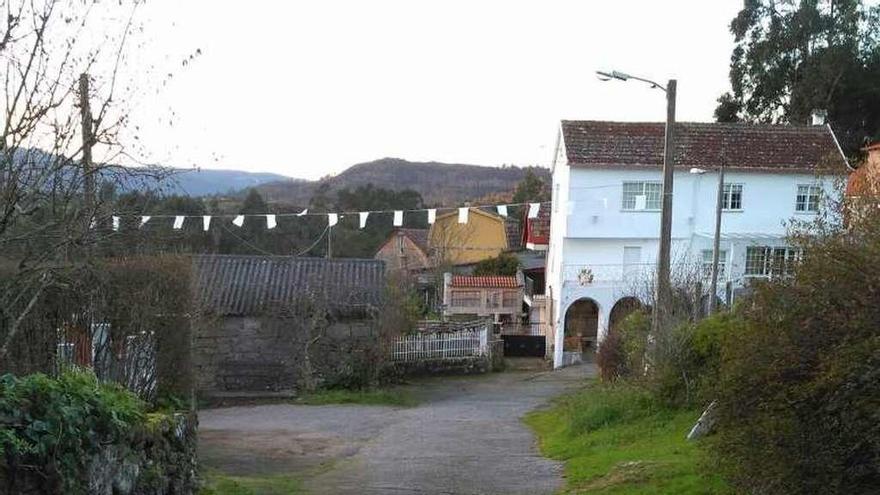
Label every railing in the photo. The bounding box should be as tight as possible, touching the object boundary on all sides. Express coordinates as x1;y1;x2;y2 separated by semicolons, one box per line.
561;263;655;287
392;327;489;362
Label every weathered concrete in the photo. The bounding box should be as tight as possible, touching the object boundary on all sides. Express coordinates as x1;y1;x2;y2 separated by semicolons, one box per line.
199;364;595;495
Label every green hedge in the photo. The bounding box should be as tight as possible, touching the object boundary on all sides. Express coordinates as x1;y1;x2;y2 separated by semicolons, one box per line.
0;370;181;494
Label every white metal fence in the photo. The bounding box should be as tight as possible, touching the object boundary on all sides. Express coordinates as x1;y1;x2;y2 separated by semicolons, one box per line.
392;327;489;362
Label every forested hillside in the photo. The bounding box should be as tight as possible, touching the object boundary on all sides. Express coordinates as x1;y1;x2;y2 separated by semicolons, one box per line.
256;158;550;207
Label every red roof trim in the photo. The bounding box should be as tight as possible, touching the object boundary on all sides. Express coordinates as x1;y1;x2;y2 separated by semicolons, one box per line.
450;275;521;289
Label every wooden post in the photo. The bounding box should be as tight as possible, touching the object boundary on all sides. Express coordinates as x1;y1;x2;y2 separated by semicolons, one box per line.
79;73;95;217
708;153;725;314
652;79;677;336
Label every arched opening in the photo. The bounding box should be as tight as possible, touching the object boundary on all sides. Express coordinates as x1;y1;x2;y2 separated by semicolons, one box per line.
564;298;599;355
608;297;643;335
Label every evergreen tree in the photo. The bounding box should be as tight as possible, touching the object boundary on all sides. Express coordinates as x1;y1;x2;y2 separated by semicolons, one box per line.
715;0;880;155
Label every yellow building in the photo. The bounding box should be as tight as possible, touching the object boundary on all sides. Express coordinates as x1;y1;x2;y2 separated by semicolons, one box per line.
429;208;508;265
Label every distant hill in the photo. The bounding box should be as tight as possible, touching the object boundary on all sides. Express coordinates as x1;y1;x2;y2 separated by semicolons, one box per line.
162;168;294;196
256;158;550;206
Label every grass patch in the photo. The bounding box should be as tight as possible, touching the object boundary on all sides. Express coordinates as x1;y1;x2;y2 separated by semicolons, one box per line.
294;388;417;407
525;381;729;494
200;471;303;495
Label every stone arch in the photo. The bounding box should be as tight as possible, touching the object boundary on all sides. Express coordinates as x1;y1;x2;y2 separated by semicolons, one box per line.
608;296;643;335
563;298;600;353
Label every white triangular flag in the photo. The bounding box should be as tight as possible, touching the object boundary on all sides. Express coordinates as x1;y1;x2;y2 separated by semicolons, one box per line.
393;210;403;227
232;215;244;227
140;216;151;228
458;207;469;224
297;209;308;216
266;214;276;229
528;202;540;219
359;212;369;229
427;209;436;224
497;205;508;217
328;213;338;227
202;216;211;231
173;216;185;230
112;216;120;231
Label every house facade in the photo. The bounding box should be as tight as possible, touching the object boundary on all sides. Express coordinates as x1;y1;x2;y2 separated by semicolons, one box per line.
442;273;523;327
546;120;849;368
374;228;432;274
192;255;385;397
430;208;508;265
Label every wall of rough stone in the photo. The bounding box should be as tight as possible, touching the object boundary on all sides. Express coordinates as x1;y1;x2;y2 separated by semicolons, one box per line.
193;315;379;397
0;412;198;495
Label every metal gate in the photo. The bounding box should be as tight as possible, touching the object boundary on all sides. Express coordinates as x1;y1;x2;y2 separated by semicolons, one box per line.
502;335;546;358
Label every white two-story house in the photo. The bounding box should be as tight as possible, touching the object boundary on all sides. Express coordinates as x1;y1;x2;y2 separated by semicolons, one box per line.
546;120;849;368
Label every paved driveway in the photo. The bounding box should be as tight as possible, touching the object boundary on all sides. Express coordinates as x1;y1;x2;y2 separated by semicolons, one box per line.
199;364;593;495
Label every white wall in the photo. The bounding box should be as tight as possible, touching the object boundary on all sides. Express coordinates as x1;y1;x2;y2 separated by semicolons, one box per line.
546;150;843;368
563;167;839;240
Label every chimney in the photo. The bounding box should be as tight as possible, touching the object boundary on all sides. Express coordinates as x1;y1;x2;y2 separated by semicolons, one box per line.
810;109;827;126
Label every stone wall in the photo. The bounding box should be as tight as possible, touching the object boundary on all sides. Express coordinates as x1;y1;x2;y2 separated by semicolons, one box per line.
193;315;379;398
0;412;198;495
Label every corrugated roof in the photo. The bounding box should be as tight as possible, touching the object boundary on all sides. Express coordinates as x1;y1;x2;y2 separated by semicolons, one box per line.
450;275;521;288
193;255;385;316
561;120;848;172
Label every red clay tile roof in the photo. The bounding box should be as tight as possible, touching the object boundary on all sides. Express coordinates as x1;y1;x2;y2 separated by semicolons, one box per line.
451;275;520;288
561;121;848;172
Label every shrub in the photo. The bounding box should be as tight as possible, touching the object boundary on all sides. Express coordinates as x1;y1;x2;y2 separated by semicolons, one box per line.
651;313;735;408
0;370;145;493
596;330;628;381
708;211;880;494
472;252;520;276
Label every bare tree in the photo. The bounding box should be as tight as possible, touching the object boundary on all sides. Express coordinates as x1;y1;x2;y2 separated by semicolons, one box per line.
0;1;196;366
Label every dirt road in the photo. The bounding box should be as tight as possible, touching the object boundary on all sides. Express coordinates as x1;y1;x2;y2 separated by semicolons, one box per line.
199;364;593;494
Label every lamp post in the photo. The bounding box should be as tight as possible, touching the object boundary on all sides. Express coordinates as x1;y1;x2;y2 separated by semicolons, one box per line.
597;70;677;336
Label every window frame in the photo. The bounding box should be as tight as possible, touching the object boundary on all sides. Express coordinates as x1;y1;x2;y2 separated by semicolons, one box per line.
722;183;744;211
700;249;727;279
795;184;822;213
621;181;662;211
744;246;801;277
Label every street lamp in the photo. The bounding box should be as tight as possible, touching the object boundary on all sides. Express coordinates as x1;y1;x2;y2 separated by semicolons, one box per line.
597;69;677;336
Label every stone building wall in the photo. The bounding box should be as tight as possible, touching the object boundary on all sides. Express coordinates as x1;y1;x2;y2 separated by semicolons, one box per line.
193;315;378;398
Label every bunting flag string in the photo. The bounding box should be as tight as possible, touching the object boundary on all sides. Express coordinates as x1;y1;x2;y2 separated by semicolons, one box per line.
99;201;550;232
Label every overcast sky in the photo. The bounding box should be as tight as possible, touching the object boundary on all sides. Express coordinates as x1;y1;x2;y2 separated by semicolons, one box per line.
126;0;743;179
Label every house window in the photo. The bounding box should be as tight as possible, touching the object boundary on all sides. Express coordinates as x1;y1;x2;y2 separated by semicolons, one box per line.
622;181;662;210
745;246;801;276
722;184;743;210
701;249;727;279
451;290;480;307
795;184;821;212
397;235;405;254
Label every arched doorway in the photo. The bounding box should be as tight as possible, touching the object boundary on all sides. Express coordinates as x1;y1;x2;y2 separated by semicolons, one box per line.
608;297;643;335
564;298;599;356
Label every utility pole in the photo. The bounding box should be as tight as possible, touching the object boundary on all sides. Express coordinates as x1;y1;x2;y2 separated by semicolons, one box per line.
327;226;332;259
708;147;725;314
653;79;676;335
595;71;677;337
79;73;95;224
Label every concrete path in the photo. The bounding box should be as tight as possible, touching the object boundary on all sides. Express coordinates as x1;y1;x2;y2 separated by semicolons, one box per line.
199;364;594;495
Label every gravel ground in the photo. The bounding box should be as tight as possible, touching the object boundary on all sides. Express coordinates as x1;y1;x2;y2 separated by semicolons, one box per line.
199;364;594;495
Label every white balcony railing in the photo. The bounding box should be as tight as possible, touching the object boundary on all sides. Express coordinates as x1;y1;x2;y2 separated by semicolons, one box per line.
561;263;655;287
